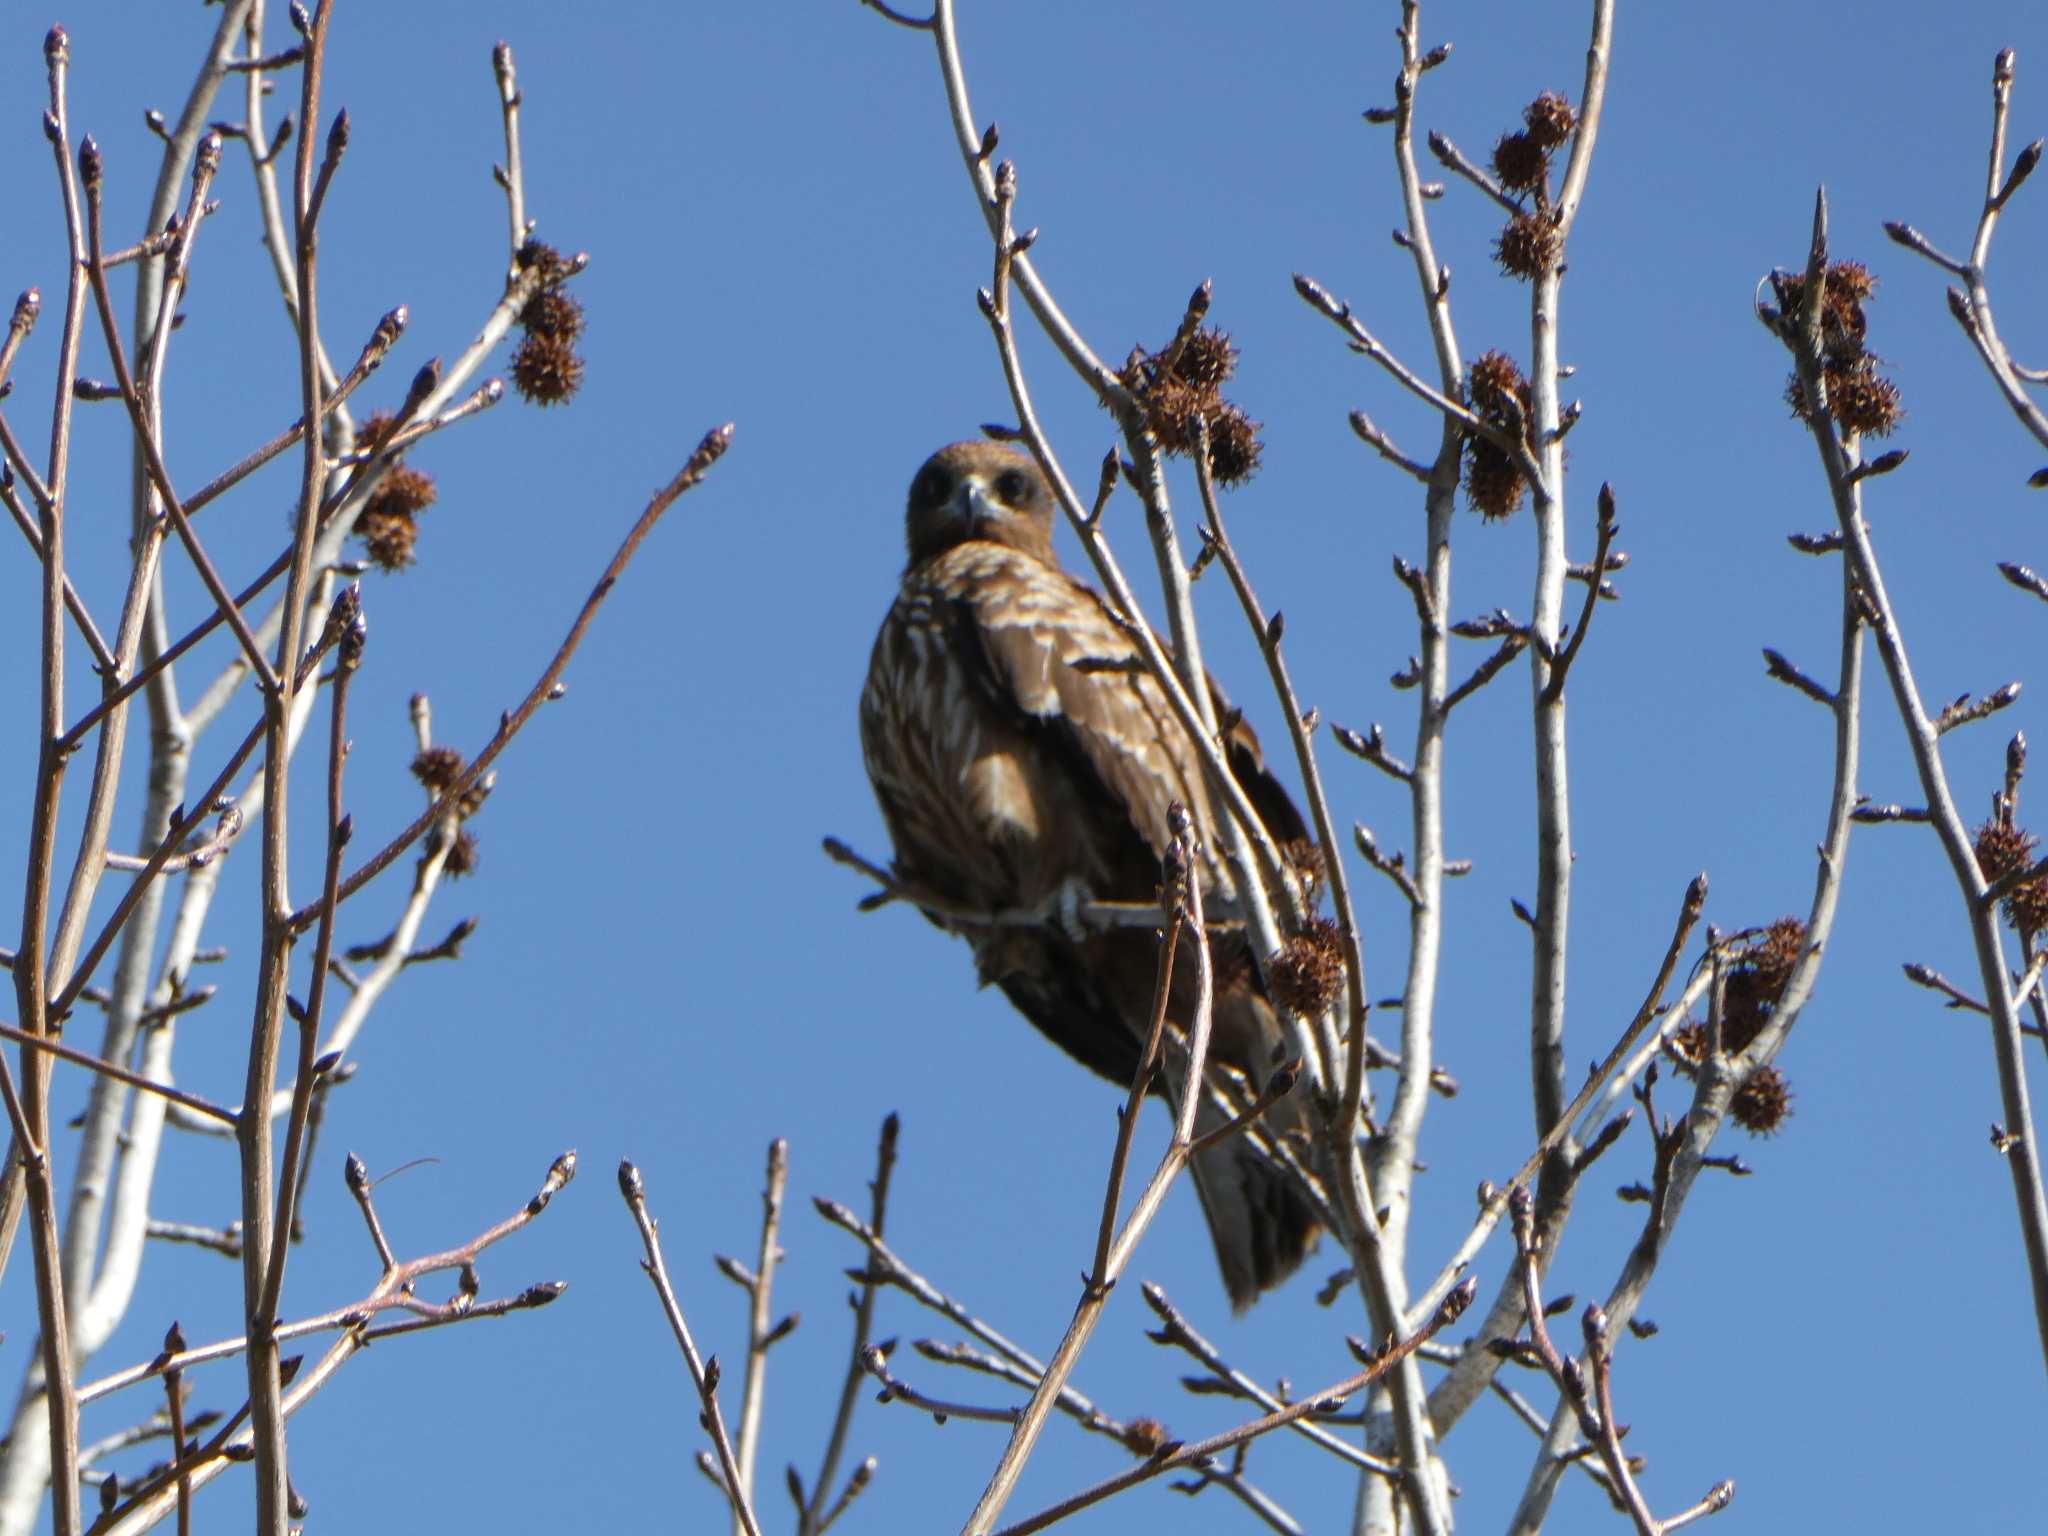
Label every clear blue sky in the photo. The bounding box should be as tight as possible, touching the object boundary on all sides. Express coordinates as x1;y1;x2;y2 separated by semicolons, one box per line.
1;3;2044;1533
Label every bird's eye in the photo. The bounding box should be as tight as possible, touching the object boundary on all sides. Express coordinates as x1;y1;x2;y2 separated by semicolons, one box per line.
915;465;953;507
995;467;1034;505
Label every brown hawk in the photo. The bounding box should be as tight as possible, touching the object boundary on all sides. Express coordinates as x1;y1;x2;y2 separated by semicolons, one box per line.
859;439;1320;1309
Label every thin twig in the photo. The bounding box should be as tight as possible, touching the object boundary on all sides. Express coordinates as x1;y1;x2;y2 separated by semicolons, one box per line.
801;1116;898;1536
311;425;733;921
731;1140;789;1535
619;1162;764;1536
989;1279;1478;1536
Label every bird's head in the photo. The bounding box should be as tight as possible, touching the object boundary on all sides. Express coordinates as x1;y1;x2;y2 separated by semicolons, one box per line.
903;441;1056;568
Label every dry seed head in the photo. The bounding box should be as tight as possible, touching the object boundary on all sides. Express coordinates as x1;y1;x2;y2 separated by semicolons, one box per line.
363;463;436;522
1976;818;2048;931
1467;350;1529;421
441;826;481;880
1719;916;1806;1054
1785;360;1904;438
1491;131;1548;194
355;411;396;453
1523;92;1576;149
1206;404;1264;486
1267;917;1347;1016
515;239;573;290
1730;1064;1794;1137
519;287;586;342
1494;210;1561;281
1464;439;1528;521
1171;326;1238;391
1827;363;1903;437
411;745;465;795
1130;370;1203;455
1826;261;1876;302
511;331;585;406
355;507;417;572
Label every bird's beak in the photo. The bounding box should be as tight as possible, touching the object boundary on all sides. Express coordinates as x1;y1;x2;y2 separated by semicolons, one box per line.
955;477;999;534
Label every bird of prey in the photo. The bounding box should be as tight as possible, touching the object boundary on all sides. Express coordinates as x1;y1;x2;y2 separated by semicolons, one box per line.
859;439;1320;1309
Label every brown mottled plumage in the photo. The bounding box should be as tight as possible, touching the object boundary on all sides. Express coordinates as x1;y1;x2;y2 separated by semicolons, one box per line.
859;441;1319;1309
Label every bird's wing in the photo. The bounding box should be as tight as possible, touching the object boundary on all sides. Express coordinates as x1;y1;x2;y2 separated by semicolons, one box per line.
942;544;1221;869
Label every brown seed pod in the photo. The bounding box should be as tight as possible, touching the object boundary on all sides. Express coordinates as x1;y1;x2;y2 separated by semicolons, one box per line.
355;507;417;572
1730;1063;1794;1137
1170;326;1239;391
1785;360;1904;438
1523;92;1577;150
1977;818;2048;932
1267;917;1347;1016
1491;131;1548;194
362;463;436;522
515;239;574;291
1464;439;1527;521
1493;210;1561;281
411;745;465;795
519;286;586;342
1467;350;1529;422
511;330;586;406
440;826;481;880
1206;404;1264;486
1827;363;1903;437
1720;916;1806;1055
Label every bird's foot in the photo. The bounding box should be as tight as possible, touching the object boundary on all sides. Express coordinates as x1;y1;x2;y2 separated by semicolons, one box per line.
1040;878;1098;943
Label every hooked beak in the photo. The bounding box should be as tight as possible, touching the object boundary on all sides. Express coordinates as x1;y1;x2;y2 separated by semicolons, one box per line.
951;476;999;535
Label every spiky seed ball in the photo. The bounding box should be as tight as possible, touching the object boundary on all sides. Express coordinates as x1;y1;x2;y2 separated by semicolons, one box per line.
515;239;573;291
1492;131;1548;193
1523;92;1576;150
1464;439;1527;521
1121;1417;1172;1457
1135;372;1204;455
1786;362;1904;438
1467;350;1529;422
1206;404;1264;486
1977;818;2048;931
1783;372;1814;422
362;463;436;523
1828;363;1903;437
1171;326;1238;391
510;331;585;406
355;410;396;453
435;825;481;880
1976;817;2033;878
1720;916;1806;1054
355;507;417;572
1494;210;1561;281
1826;261;1876;302
1776;261;1877;362
1730;1064;1794;1136
1748;916;1806;994
519;286;586;342
1267;917;1346;1016
411;745;465;795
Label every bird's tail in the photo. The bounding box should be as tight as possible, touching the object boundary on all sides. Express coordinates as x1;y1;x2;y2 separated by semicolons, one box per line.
1162;1038;1321;1311
1185;1099;1320;1311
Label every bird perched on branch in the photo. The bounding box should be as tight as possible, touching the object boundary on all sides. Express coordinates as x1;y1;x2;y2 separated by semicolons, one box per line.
859;439;1321;1309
